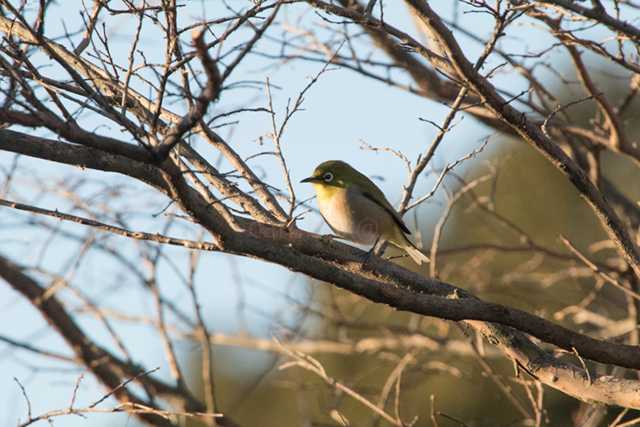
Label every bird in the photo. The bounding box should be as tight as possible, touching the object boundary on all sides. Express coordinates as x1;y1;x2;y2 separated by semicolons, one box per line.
301;160;429;265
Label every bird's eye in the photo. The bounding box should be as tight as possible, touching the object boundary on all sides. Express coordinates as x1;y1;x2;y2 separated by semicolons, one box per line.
323;172;334;183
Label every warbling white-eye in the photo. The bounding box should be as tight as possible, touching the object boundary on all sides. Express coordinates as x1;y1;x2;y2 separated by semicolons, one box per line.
301;160;429;265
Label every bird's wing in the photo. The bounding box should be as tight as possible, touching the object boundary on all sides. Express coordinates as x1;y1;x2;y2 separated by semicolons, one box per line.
361;191;411;235
350;167;412;235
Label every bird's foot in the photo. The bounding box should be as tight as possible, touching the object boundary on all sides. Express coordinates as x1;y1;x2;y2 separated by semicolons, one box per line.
361;247;377;271
361;236;384;271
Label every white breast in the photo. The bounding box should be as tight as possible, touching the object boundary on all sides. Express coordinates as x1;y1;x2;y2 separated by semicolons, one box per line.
317;187;381;245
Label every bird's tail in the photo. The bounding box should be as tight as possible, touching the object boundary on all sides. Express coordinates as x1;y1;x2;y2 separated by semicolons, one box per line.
402;241;430;265
389;232;430;265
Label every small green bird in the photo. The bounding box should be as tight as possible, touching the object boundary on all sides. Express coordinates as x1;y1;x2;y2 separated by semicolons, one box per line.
301;160;429;265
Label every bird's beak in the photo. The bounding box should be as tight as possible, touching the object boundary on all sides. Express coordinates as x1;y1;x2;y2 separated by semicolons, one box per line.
300;176;320;183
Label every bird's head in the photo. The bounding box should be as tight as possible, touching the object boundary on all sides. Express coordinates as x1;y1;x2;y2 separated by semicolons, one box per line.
301;160;360;187
300;160;359;199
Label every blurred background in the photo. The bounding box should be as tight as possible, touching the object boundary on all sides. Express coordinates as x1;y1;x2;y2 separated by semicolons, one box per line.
1;1;639;426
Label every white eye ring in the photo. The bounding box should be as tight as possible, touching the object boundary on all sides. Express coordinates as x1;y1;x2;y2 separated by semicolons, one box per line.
323;172;334;183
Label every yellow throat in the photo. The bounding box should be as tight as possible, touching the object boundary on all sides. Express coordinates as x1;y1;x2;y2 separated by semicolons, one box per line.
312;182;341;203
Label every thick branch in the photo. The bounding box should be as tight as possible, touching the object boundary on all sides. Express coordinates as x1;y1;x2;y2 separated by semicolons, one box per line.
6;128;640;409
0;110;154;163
0;129;167;192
